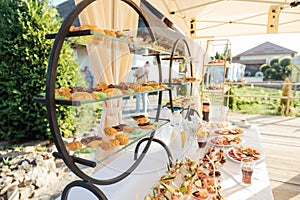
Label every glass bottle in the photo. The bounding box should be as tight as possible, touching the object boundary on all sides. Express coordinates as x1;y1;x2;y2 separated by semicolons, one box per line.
202;95;210;122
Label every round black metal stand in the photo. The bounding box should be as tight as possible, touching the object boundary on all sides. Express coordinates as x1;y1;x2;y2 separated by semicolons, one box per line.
44;0;178;199
168;38;194;115
180;107;201;121
46;0;157;183
61;180;107;200
134;137;173;166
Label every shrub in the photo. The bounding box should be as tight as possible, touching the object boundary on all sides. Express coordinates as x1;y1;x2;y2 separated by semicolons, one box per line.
280;57;292;67
264;68;274;79
261;57;292;80
226;87;236;109
0;0;81;140
270;57;279;66
259;64;270;73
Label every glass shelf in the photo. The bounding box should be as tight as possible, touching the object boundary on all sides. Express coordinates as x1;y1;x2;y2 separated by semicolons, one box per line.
33;97;81;106
46;29;92;39
67;119;170;165
142;52;170;56
46;29;175;56
163;80;199;87
164;95;195;110
163;81;190;85
81;88;169;105
33;88;170;106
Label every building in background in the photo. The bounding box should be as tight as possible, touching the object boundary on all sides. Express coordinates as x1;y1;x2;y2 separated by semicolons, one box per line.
233;41;297;77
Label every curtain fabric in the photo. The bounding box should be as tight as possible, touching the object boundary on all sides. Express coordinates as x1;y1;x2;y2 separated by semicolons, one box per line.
188;38;205;113
74;0;141;128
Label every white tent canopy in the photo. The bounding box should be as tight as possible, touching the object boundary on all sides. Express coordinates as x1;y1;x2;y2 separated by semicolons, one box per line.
146;0;300;38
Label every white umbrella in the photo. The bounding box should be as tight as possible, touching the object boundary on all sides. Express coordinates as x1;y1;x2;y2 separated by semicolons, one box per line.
146;0;300;38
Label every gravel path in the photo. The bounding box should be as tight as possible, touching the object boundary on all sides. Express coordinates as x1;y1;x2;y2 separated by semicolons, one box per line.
0;140;93;200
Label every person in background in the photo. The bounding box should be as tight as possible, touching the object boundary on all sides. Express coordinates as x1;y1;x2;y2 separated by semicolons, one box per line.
83;66;94;89
134;61;150;83
133;61;150;113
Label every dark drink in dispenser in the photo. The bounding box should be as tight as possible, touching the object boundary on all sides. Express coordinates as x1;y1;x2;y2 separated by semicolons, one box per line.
197;140;207;148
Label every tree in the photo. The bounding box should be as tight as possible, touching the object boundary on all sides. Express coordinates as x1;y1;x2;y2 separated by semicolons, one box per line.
259;63;270;74
280;57;292;68
0;0;81;140
259;56;293;80
270;57;280;66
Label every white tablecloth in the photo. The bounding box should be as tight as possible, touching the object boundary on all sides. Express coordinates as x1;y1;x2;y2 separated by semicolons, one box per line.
219;126;274;200
58;125;274;200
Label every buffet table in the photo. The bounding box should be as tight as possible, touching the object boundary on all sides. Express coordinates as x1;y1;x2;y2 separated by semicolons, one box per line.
219;125;274;200
58;125;274;200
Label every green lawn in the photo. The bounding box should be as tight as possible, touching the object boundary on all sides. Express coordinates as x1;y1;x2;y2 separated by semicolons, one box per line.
228;85;300;116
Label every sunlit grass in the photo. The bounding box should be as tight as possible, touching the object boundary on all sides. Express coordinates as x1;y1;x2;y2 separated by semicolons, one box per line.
229;85;300;117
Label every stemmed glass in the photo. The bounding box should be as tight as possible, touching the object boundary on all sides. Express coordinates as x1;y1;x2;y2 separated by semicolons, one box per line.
196;121;209;159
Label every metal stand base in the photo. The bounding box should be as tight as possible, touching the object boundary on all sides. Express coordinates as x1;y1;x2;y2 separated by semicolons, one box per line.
134;137;173;166
61;180;108;200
